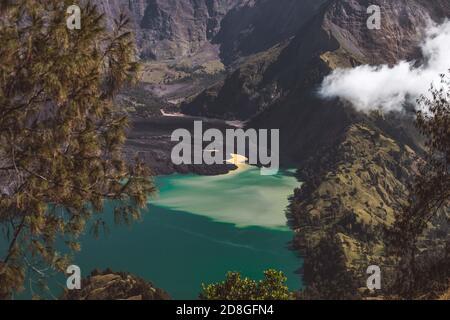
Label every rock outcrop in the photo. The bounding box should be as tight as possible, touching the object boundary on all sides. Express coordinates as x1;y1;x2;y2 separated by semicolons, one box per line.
61;269;170;300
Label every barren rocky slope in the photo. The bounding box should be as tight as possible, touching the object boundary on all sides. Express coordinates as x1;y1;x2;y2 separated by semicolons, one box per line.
183;0;450;121
214;0;327;64
93;0;246;59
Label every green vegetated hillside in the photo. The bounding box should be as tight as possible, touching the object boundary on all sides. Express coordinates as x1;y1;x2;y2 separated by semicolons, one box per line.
181;0;450;298
291;123;417;298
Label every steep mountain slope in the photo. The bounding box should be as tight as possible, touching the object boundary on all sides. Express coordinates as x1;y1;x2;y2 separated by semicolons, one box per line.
184;0;450;121
214;0;327;64
182;0;450;163
139;0;246;59
93;0;246;59
291;123;418;298
274;0;449;298
181;43;287;119
94;0;325;62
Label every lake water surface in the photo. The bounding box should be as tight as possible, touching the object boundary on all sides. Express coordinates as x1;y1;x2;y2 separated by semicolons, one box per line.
54;165;303;299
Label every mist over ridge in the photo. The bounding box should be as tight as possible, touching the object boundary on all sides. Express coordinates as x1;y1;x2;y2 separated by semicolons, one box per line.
319;20;450;113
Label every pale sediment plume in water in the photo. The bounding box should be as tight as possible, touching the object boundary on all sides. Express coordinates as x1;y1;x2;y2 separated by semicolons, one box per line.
151;159;299;230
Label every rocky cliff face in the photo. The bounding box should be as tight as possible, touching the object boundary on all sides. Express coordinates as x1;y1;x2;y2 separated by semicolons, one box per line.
317;0;450;65
183;0;450;120
92;0;328;62
139;0;246;59
93;0;246;60
214;0;327;64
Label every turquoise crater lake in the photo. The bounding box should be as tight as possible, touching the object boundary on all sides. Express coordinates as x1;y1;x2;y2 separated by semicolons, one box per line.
71;164;303;299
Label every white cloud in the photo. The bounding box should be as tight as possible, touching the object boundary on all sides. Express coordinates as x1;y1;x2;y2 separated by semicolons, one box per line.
318;20;450;112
